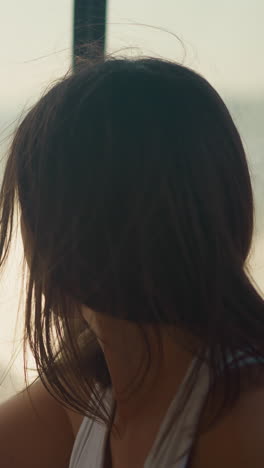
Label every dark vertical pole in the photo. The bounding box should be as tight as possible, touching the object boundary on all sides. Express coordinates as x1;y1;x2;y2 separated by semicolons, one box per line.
73;0;107;70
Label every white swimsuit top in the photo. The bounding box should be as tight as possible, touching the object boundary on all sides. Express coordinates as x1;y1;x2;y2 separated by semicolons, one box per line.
69;359;210;468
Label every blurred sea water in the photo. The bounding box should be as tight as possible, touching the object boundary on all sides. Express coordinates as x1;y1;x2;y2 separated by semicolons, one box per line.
226;96;264;287
0;94;263;401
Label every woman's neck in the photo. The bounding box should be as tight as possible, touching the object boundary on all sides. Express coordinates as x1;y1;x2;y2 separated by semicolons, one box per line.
82;307;194;431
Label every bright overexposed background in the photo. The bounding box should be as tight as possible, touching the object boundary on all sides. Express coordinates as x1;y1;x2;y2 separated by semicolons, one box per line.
0;0;73;400
0;0;264;400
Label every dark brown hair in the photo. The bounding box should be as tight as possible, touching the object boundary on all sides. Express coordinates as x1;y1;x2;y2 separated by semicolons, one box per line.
1;56;264;431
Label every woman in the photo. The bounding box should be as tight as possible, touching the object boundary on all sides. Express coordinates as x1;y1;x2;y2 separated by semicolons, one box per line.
0;56;264;468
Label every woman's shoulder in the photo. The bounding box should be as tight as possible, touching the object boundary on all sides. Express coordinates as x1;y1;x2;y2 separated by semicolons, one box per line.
64;408;85;437
190;365;264;468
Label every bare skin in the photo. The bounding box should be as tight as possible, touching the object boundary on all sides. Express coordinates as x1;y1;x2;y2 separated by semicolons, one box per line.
82;307;194;468
81;306;264;468
19;220;264;466
189;368;264;468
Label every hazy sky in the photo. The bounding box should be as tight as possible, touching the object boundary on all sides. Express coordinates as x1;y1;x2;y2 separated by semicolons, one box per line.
0;0;264;114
